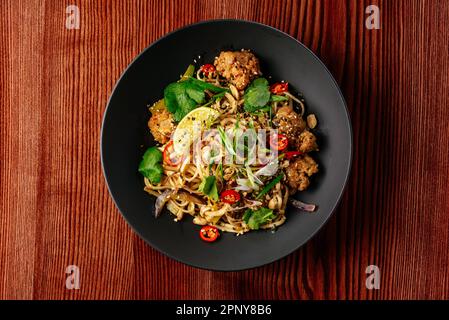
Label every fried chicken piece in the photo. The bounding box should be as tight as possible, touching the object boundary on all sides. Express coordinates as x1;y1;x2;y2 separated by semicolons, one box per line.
273;106;319;152
285;155;319;191
273;105;307;141
297;130;318;153
214;50;261;90
148;107;175;144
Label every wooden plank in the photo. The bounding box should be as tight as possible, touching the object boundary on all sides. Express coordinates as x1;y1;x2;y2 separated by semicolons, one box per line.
0;0;448;299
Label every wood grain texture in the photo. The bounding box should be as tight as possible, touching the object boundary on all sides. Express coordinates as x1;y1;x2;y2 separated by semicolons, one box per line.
0;0;448;300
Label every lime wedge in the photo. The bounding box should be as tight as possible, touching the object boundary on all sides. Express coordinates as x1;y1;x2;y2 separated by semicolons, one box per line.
172;107;220;155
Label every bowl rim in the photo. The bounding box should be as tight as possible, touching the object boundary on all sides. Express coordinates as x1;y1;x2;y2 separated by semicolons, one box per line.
100;19;353;271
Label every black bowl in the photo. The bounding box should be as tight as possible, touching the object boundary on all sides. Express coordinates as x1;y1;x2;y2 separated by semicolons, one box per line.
101;20;352;271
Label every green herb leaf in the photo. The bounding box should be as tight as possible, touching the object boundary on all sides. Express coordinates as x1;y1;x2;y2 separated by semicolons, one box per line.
243;207;276;230
164;82;197;121
138;147;163;184
185;84;206;104
212;91;227;101
270;94;288;102
198;176;219;201
256;173;284;199
180;64;195;81
164;74;226;121
188;77;228;93
242;209;253;224
218;163;223;179
243;78;271;112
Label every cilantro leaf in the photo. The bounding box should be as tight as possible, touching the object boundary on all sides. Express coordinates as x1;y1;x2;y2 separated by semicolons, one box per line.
198;176;219;201
164;76;226;122
242;207;276;230
243;78;271;112
185;84;206;104
188;77;228;93
164;82;197;122
138;147;163;184
270;94;288;102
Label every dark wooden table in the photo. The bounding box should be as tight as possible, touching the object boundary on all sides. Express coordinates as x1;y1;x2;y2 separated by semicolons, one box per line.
1;0;448;300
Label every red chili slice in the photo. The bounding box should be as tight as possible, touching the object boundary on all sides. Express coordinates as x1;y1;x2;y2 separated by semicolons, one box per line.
269;133;288;151
163;140;183;166
200;64;216;77
284;151;303;160
220;190;241;204
200;226;220;242
270;82;289;94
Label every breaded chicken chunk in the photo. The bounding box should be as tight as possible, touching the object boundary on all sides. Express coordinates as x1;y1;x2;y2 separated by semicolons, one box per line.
297;130;318;153
273;106;307;142
148;107;175;144
214;50;261;90
285;155;319;191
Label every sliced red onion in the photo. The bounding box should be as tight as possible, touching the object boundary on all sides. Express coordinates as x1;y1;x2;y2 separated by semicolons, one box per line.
229;206;247;211
236;178;252;191
290;199;316;212
229;199;263;211
244;199;263;207
154;189;175;218
255;159;279;176
235;185;252;192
